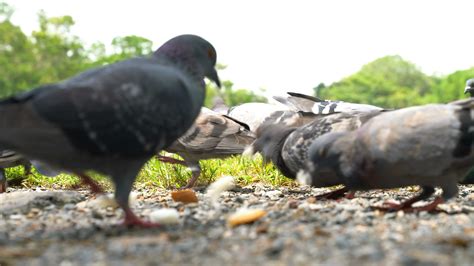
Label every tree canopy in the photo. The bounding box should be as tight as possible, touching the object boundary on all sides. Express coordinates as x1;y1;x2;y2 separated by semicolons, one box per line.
1;1;473;109
316;55;474;108
0;2;266;106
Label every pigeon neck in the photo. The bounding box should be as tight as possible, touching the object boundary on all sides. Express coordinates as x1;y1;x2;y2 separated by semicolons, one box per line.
272;129;297;179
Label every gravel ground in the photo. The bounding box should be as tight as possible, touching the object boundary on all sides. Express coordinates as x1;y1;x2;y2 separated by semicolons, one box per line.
1;184;473;266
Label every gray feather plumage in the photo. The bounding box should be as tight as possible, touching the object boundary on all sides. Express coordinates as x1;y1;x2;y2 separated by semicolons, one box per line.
274;92;384;115
464;78;474;96
306;99;474;201
250;110;383;179
0;35;220;225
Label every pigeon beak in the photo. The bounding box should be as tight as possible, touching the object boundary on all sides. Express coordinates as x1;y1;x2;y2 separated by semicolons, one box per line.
208;68;221;88
464;86;472;95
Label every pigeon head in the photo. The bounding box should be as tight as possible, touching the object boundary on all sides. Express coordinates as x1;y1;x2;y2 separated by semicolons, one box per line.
244;122;296;164
244;123;296;166
464;78;474;97
155;34;221;87
302;132;348;187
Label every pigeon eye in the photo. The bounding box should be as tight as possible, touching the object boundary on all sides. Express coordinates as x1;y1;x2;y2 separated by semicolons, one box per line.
207;49;215;59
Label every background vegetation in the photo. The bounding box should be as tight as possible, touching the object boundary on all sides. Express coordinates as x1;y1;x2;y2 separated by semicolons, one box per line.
1;2;473;189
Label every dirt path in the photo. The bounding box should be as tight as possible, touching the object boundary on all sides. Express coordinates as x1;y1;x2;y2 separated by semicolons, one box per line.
1;185;473;265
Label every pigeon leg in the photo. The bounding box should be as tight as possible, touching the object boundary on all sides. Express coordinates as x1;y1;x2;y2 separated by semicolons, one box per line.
315;187;349;200
0;168;6;193
183;164;201;189
372;186;435;211
114;168;160;228
121;205;160;228
77;173;105;194
408;197;445;212
344;191;356;199
156;155;187;166
23;161;32;176
407;182;456;213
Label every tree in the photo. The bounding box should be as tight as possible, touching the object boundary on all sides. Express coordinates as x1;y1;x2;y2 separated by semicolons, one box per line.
0;2;35;97
431;68;474;103
318;55;435;108
204;65;267;108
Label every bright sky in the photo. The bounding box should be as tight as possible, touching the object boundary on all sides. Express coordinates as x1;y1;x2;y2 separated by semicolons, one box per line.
8;0;474;95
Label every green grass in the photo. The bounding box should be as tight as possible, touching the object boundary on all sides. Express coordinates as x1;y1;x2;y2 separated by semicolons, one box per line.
4;154;297;191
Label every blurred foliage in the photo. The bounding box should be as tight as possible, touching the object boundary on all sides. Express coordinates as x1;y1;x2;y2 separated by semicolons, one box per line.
1;1;473;109
0;2;265;105
317;55;474;108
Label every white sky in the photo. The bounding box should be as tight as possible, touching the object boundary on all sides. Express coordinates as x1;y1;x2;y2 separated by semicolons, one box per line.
8;0;474;95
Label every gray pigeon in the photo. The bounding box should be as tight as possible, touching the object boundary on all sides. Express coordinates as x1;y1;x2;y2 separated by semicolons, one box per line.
460;78;474;184
300;98;474;212
227;101;319;134
158;107;255;188
0;150;31;193
246;110;383;198
0;34;220;227
464;78;474;97
273;92;384;115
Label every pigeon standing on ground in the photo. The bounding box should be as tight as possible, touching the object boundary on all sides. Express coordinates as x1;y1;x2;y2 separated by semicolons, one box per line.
300;99;474;212
464;78;474;97
0;34;220;227
158;107;255;188
0;150;31;193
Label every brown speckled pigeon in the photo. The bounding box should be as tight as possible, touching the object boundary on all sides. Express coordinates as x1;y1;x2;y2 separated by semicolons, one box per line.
0;34;220;227
0;150;31;193
301;99;474;212
158;107;255;188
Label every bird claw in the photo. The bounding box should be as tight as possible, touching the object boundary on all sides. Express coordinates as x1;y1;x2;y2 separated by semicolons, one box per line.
371;197;445;213
122;209;160;228
315;187;350;200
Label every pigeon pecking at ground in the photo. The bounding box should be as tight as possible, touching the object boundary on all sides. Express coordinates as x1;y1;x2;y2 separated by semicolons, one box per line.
299;98;474;212
157;107;255;188
0;34;220;227
245;110;384;198
464;78;474;97
0;150;31;193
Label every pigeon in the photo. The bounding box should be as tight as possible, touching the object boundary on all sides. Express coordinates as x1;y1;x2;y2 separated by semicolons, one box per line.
460;78;474;184
273;92;384;115
227;102;291;132
300;98;474;212
246;110;383;198
211;95;229;114
464;78;474;97
0;34;220;227
0;150;31;193
158;107;255;188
